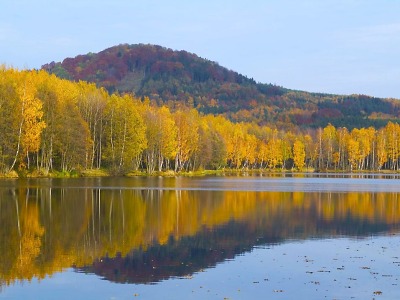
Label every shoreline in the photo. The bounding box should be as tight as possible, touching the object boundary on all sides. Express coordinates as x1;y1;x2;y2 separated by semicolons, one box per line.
1;168;399;179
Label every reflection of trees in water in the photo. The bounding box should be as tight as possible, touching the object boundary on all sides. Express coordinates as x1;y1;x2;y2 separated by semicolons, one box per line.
1;186;400;286
1;188;45;287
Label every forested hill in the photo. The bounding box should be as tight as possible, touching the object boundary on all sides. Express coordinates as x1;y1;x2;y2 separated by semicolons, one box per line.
42;44;400;129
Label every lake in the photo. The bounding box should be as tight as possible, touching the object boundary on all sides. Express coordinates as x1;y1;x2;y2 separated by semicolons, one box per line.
0;174;399;299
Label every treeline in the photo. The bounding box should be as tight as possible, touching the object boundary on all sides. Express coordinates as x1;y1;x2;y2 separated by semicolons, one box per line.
2;67;400;175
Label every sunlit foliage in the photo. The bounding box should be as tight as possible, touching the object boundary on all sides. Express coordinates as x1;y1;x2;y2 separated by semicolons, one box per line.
2;67;400;174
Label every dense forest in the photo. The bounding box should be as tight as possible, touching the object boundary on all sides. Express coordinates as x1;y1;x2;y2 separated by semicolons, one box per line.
2;67;400;176
42;44;400;130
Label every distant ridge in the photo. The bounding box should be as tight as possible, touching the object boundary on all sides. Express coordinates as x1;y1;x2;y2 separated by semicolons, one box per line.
42;44;400;129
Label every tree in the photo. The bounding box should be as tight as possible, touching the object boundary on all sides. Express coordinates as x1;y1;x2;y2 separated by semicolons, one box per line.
242;133;257;169
157;107;178;171
103;94;146;173
19;73;47;169
350;127;375;170
229;123;246;169
202;115;228;169
280;132;294;169
174;108;199;171
36;73;59;173
142;105;177;173
4;71;46;171
293;139;305;170
322;124;337;169
347;137;360;171
77;82;107;169
376;128;387;170
384;122;400;170
54;81;91;172
336;127;349;171
0;68;20;172
266;131;283;170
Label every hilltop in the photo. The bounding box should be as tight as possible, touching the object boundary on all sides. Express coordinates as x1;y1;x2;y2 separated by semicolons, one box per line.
42;44;400;129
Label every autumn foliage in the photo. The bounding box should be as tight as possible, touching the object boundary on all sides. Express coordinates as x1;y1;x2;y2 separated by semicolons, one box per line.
42;44;400;130
2;66;400;175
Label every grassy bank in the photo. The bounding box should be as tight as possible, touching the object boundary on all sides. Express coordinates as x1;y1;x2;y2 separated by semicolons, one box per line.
1;167;399;179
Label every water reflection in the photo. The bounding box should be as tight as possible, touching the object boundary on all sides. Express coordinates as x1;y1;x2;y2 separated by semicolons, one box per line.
1;177;400;286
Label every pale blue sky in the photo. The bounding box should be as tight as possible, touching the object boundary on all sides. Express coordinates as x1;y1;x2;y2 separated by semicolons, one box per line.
1;0;400;98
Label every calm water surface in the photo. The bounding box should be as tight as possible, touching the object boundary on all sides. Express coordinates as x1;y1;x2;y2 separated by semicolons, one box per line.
0;175;399;299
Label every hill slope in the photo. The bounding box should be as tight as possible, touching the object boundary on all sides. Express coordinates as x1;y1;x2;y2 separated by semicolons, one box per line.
42;44;400;129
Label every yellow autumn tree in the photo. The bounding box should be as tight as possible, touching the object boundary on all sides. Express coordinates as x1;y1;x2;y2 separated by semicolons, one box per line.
322;123;337;169
336;127;349;170
104;94;147;172
293;139;306;170
76;82;108;169
384;121;400;170
227;123;246;169
174;108;199;171
142;105;177;173
242;132;257;169
347;137;360;171
376;128;387;170
10;71;46;171
266;137;283;169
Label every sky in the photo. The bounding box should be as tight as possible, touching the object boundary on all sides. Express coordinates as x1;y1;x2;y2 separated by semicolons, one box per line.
1;0;400;99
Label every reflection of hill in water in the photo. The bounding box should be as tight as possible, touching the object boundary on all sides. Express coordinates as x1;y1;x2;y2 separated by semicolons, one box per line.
79;223;261;284
78;213;400;284
1;178;400;285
